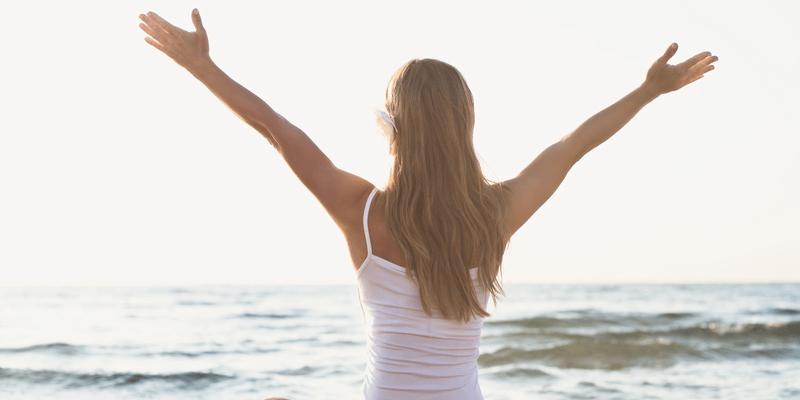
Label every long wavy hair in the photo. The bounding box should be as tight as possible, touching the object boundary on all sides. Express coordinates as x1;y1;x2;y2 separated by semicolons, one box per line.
381;59;509;323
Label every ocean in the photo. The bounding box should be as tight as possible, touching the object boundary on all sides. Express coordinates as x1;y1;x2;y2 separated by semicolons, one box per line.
1;284;798;399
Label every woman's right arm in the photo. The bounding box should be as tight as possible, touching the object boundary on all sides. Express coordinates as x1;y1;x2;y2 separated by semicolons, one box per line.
139;10;373;230
501;44;717;238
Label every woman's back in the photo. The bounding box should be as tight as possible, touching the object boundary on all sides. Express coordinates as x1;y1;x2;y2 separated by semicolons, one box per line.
357;188;487;400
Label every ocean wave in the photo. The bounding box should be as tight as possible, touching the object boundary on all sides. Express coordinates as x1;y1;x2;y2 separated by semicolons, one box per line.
323;340;361;346
153;350;223;358
557;320;800;345
275;366;318;376
479;320;800;370
578;381;622;394
485;311;699;331
237;313;296;319
148;347;278;357
0;368;233;389
479;341;702;370
487;311;799;339
0;343;279;359
177;301;217;306
657;312;697;319
0;343;83;355
485;315;622;330
489;367;553;379
767;308;800;315
666;321;800;340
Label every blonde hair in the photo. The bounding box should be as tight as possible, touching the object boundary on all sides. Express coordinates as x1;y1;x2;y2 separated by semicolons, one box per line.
381;59;508;322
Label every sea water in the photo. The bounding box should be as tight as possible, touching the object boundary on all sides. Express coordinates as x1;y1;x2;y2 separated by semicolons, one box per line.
1;284;798;400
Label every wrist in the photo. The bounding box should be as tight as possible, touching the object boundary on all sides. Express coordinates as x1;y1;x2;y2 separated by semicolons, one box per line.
637;82;661;103
188;56;218;81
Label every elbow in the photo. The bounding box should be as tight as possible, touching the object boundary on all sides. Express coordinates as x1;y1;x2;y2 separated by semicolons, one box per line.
256;124;280;150
573;148;589;165
556;137;586;168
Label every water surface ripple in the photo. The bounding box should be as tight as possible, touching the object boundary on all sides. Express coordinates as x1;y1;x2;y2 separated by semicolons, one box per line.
1;284;798;399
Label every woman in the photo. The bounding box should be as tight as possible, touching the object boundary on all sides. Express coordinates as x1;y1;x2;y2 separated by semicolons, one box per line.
139;9;716;400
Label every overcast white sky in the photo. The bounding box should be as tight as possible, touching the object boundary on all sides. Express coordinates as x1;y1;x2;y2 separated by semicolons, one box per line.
1;1;798;286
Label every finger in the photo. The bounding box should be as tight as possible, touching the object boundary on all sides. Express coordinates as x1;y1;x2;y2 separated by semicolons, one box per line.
678;51;713;71
656;43;678;66
191;8;206;33
683;63;715;88
687;55;718;74
147;11;179;34
696;64;715;75
144;36;167;55
139;13;170;37
139;22;167;44
687;59;717;79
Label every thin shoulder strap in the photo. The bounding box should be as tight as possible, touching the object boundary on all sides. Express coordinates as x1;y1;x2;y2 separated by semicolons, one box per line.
363;188;379;256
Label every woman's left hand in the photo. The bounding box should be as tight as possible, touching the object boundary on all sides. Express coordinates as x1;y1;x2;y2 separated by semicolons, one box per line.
139;9;211;74
643;43;718;97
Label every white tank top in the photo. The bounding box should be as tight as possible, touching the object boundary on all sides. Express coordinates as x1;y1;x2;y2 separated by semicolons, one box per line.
356;188;487;400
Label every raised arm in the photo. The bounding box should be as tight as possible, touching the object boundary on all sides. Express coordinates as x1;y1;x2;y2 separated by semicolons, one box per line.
502;43;717;238
139;10;372;229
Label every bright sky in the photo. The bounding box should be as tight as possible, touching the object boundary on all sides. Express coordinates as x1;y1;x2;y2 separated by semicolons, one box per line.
1;1;798;286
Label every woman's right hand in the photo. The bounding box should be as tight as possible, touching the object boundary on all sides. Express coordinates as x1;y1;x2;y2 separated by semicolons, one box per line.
139;9;212;75
643;43;718;97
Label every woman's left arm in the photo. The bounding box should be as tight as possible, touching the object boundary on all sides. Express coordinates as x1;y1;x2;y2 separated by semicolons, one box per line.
500;44;717;238
139;10;372;228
